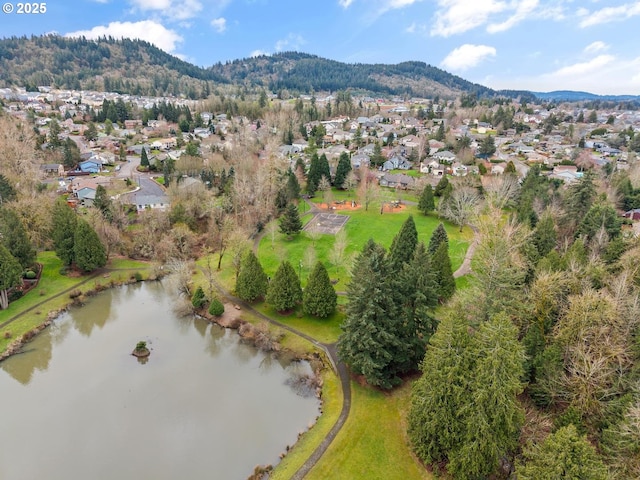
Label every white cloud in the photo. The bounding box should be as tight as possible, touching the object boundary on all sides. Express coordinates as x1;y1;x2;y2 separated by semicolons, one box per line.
250;49;269;57
211;17;227;33
431;0;507;37
405;22;428;34
338;0;355;7
65;20;183;53
487;0;538;33
579;1;640;27
584;41;608;54
441;44;497;71
485;55;640;95
127;0;206;21
275;33;306;52
552;54;615;77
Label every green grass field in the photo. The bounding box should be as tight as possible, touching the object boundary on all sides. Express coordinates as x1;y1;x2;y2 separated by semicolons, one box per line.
258;205;471;287
306;380;431;480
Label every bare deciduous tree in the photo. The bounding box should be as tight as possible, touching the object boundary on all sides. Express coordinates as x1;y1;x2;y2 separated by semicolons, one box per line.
439;185;481;231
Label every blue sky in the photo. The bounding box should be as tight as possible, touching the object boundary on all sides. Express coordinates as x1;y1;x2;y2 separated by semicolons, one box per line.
1;0;639;95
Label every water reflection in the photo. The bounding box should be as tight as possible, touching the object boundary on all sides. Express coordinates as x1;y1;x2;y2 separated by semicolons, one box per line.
0;282;319;480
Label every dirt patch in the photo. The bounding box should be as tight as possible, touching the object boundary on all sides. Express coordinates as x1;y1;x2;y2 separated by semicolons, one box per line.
316;201;361;212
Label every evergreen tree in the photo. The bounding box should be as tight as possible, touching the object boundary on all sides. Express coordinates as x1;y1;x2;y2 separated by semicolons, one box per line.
418;184;435;215
279;203;303;238
73;219;107;272
478;135;496;156
565;170;596;222
0;174;16;203
306;153;321;194
318;153;331;185
303;261;337;318
532;211;556;260
191;286;206;308
396;242;438;369
371;142;384;167
0;244;22;310
235;251;268;302
432;241;455;302
266;260;302;312
388;215;418;272
576;201;621;241
93;185;113;222
409;313;525;480
84;122;98;142
51;198;77;266
140;147;150;168
337;239;405;389
428;222;449;255
285;168;301;201
435;122;445;141
434;175;450;197
0;208;35;269
334;152;352;189
516;425;608;480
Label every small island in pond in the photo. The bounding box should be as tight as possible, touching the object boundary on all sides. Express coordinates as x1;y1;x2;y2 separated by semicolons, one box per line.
132;341;150;358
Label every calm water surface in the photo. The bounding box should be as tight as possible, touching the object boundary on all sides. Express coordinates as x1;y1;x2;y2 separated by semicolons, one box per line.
0;282;319;480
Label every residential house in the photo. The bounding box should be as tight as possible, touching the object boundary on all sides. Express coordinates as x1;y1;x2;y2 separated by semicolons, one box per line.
623;209;640;221
432;150;456;163
379;173;415;189
134;194;170;213
452;163;469;176
351;153;370;169
382;155;412;171
78;160;101;173
491;163;507;175
40;163;64;176
76;187;96;207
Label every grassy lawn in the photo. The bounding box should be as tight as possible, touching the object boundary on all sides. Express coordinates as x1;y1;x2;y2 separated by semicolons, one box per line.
0;252;153;354
255;304;344;345
306;380;431;480
258;206;471;287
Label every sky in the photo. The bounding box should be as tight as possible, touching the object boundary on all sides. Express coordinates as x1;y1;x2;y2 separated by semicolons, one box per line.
1;0;639;95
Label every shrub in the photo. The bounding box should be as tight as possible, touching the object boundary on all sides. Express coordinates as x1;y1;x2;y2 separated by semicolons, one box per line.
133;272;143;282
191;286;206;309
24;270;36;279
209;298;225;316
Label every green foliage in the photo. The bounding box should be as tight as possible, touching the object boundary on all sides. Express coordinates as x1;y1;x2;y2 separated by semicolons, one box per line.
73;219;107;272
51;198;77;266
208;298;225;316
0;174;16;203
302;261;337;318
285;169;301;201
396;242;438;369
191;286;206;308
93;185;113;221
427;222;448;255
337;239;404;389
334;152;352;189
408;313;525;480
417;184;435;215
266;260;302;312
0;208;36;269
235;250;268;302
24;270;36;280
388;215;418;272
434;175;450;197
0;244;23;310
532;211;557;260
431;241;455;302
516;425;608;480
279;203;303;237
576;201;622;241
140;148;150;168
135;341;147;351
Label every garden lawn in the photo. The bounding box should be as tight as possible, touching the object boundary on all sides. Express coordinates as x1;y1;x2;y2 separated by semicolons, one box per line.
306;380;431;480
258;206;471;287
255;304;343;345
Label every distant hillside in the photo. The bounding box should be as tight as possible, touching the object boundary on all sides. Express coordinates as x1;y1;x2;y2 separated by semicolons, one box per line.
0;35;225;98
0;35;535;101
208;52;533;100
534;90;640;102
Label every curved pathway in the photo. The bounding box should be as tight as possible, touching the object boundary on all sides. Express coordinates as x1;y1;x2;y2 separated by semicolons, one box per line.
205;274;350;479
453;224;479;278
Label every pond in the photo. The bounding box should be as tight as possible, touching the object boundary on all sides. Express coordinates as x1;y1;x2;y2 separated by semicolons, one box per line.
0;282;320;480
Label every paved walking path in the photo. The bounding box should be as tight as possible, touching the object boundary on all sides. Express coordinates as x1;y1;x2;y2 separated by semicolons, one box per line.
206;274;351;479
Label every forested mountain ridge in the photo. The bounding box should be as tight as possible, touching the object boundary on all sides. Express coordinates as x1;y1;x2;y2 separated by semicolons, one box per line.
0;35;225;98
208;51;534;100
0;36;534;100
